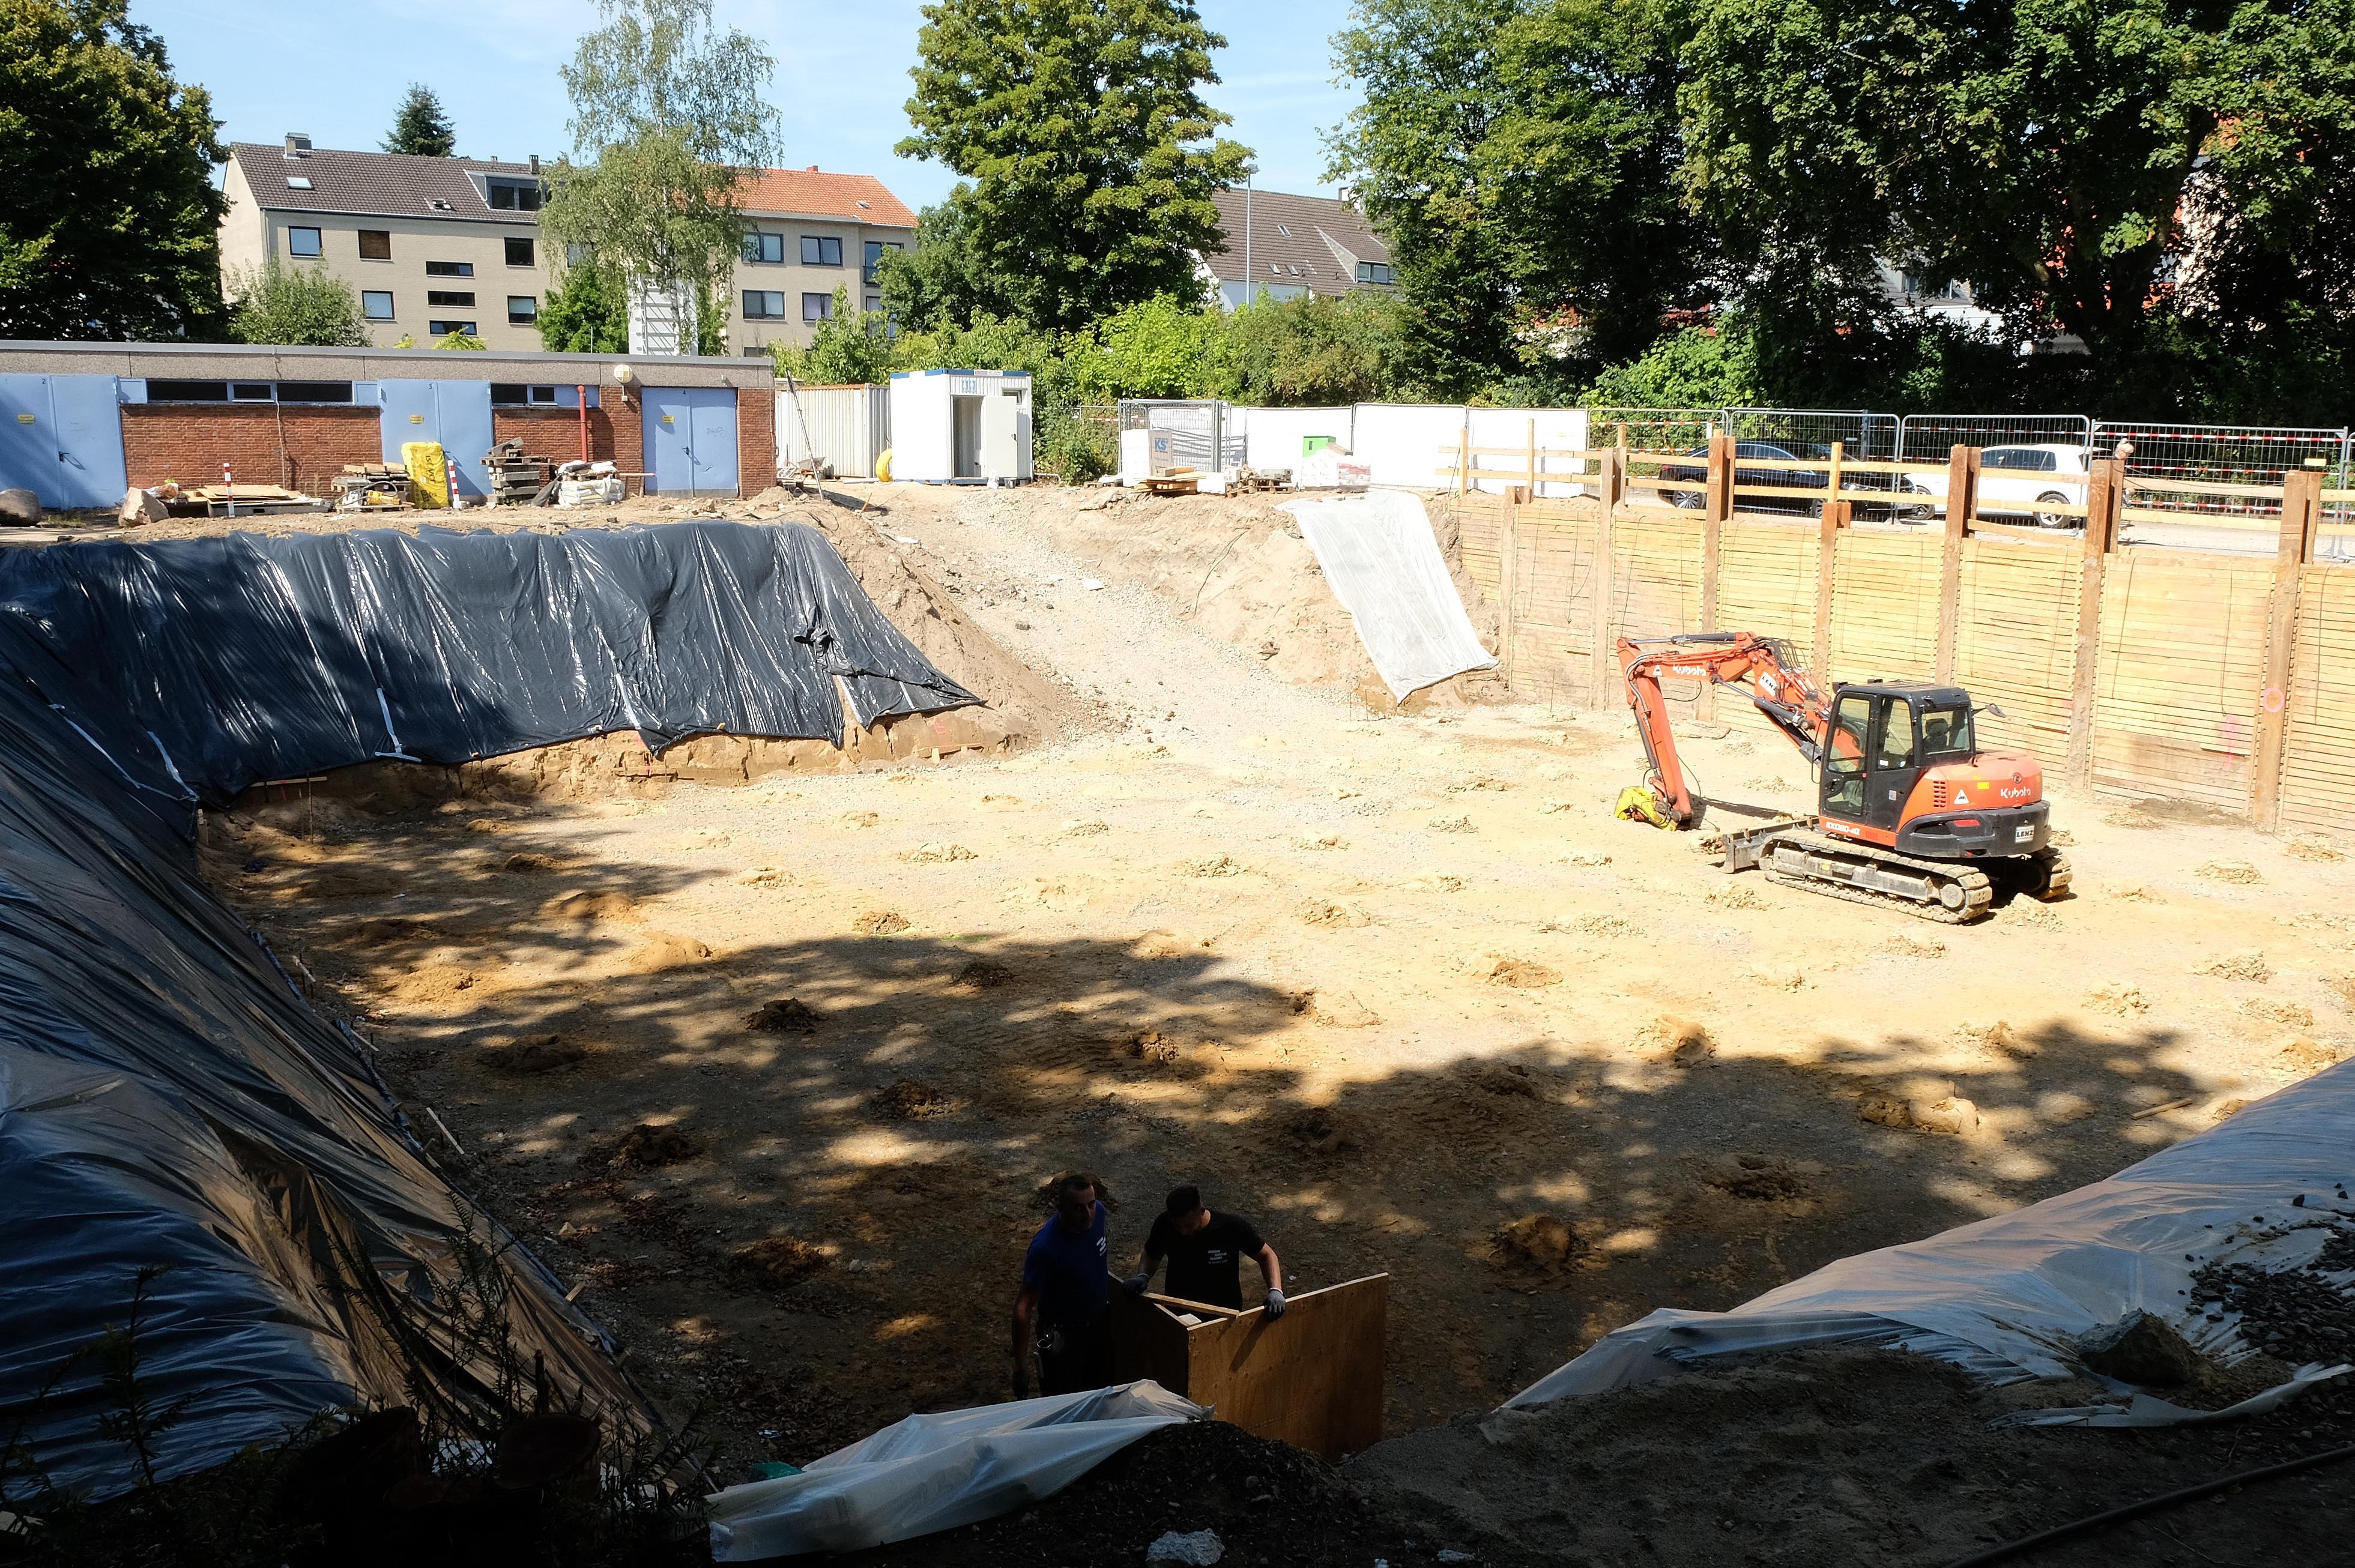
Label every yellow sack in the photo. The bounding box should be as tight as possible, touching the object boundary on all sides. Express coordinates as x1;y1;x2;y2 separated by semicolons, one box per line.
402;441;449;509
1615;785;1676;830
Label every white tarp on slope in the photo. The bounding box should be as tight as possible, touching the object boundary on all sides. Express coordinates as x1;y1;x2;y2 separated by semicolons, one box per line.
707;1381;1203;1560
1508;1058;2355;1423
1284;490;1497;702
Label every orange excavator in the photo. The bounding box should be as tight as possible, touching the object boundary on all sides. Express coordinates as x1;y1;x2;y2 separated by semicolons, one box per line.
1615;632;2069;922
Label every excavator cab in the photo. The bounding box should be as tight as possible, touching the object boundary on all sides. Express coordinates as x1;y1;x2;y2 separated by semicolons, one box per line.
1818;681;2048;859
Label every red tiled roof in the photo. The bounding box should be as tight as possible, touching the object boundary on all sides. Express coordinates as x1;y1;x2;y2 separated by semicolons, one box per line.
736;167;916;228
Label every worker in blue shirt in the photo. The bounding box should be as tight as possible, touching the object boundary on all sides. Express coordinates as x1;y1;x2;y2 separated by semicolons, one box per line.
1011;1171;1113;1398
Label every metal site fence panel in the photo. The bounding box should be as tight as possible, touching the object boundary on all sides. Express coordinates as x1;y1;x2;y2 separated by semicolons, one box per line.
2091;420;2350;558
1896;412;2096;462
1722;407;1904;521
1117;399;1245;475
1589;408;1720;513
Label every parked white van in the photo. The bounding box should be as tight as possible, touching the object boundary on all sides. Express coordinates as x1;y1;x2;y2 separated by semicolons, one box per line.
1903;442;2091;528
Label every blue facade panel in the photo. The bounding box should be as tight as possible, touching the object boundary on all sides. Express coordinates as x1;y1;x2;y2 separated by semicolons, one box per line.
376;381;497;499
0;374;128;509
641;385;739;495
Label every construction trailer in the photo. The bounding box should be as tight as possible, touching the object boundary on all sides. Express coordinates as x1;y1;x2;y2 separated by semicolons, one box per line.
887;368;1032;483
0;341;778;508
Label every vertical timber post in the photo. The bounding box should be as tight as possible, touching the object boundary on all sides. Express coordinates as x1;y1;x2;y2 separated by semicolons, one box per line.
1498;481;1521;693
1705;431;1734;523
1814;498;1844;678
1592;447;1622;711
1934;445;1977;681
2252;469;2320;831
2067;457;2121;784
1526;417;1538;502
1456;424;1471;497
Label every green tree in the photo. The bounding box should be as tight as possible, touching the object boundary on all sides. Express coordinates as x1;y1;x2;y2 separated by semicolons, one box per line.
536;260;628;352
773;287;898;385
874;201;993;333
224;256;367;346
1223;290;1410;405
542;0;782;355
0;0;226;340
898;0;1250;332
381;83;455;157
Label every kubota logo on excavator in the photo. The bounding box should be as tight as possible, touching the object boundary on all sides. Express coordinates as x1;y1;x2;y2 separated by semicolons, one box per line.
1998;787;2031;801
1666;664;1711;678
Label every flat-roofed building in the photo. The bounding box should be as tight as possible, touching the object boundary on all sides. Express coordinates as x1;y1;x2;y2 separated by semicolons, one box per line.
221;135;554;352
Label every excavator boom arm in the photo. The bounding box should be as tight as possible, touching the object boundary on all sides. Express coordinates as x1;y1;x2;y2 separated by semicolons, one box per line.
1619;633;1831;824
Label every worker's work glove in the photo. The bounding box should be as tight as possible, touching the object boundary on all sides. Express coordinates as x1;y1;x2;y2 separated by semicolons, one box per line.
1122;1273;1152;1297
1263;1288;1287;1321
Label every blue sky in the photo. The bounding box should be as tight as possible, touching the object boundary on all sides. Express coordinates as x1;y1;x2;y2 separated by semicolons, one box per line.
135;0;1364;209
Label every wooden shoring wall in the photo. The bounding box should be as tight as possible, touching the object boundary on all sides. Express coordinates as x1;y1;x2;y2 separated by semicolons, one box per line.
1439;460;2355;837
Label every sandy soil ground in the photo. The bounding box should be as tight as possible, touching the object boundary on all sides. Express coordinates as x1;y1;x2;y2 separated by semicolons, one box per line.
196;482;2354;1491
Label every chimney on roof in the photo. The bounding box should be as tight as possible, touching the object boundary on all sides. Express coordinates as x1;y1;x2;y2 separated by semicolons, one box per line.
807;164;819;172
283;133;311;158
530;154;540;173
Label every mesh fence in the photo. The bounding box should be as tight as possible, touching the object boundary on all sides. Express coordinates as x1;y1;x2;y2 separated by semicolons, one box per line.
1723;408;1903;520
2091;420;2349;555
1117;400;1245;474
1590;408;1719;511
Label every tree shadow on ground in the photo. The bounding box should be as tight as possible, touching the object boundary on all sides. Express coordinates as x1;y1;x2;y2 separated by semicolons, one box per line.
211;797;2237;1477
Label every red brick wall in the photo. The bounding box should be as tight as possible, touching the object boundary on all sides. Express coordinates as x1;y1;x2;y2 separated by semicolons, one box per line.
122;403;379;493
737;386;777;495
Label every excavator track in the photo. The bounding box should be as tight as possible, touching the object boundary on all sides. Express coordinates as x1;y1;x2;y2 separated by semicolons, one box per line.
1755;828;1995;923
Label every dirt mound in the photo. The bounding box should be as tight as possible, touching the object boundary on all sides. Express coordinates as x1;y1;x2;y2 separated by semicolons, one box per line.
837;1409;1451;1568
386;962;494;1006
1636;1015;1713;1066
482;1033;589;1075
1492;1212;1586;1279
1273;1103;1359;1157
1703;1153;1812;1201
1858;1090;1980;1134
626;932;715;971
853;909;911;935
2199;949;2273;983
606;1120;703;1168
2287;834;2347;863
1298;897;1371;929
1483;956;1561;989
743;998;820;1033
2198;858;2265;885
727;1235;830;1292
903;841;978;863
874;1078;953;1120
502;851;565;873
346;914;448;944
541;888;636;922
954;958;1015;989
737;866;792;889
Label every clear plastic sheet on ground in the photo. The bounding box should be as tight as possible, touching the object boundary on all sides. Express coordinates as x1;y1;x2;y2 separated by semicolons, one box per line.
1508;1058;2355;1425
706;1381;1206;1560
1281;491;1496;702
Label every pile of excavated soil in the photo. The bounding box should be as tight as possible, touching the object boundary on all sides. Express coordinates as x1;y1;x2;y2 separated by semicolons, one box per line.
872;482;1504;712
1350;1348;2355;1567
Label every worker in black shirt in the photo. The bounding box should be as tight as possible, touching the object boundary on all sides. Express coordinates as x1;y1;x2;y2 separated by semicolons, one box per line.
1121;1185;1286;1318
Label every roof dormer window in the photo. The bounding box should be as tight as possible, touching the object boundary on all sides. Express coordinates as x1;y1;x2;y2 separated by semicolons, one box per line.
1274;223;1291;237
286;175;313;190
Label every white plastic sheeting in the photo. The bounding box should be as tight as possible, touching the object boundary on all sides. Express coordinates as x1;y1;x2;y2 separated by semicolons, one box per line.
1508;1059;2355;1424
1284;490;1497;701
706;1381;1204;1560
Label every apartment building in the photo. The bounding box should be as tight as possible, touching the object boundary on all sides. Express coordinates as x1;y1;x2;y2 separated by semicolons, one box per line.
1200;187;1397;311
728;167;917;354
221;136;553;351
221;140;918;356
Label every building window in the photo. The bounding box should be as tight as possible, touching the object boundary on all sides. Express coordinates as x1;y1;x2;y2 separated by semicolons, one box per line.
505;236;534;267
143;380;229;402
429;320;479;337
491;384;563;406
799;235;842;267
229;383;275;402
276;382;354;404
743;231;785;264
486;178;543;211
358;229;391;260
743;290;786;319
425;260;474;278
286;175;313;190
862;240;903;283
1355;261;1394;285
288;226;322;258
426;291;476;307
361;290;395;320
507;295;537;324
865;295;881;313
802;292;833;322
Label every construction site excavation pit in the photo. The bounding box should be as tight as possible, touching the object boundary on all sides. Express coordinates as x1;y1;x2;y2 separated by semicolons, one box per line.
173;484;2355;1560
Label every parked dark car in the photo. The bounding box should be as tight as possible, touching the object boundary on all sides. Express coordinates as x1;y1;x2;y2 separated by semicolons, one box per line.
1649;439;1906;520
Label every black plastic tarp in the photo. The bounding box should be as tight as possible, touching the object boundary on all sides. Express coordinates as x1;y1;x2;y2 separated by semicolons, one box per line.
0;522;977;803
0;521;982;1500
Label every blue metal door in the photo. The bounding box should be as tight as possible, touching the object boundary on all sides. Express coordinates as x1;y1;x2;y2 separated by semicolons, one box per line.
642;387;697;493
0;374;128;508
377;381;496;499
686;388;738;493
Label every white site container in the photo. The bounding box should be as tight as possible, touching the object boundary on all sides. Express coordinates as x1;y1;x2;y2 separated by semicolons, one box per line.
887;369;1034;483
778;382;889;478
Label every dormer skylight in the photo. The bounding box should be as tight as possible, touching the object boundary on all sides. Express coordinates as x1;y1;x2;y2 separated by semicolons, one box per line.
286;175;313;190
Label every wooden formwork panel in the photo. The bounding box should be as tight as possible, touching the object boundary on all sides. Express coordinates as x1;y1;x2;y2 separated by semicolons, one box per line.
1716;521;1819;739
2091;552;2271;813
1508;509;1604;707
1830;531;1942;685
2279;566;2355;837
1449;496;1508;600
1610;516;1704;642
1956;540;2081;770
